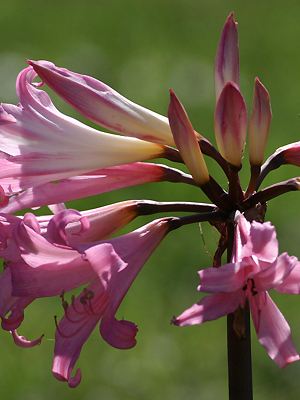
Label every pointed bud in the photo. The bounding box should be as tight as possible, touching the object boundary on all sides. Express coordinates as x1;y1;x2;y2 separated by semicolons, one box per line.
214;82;247;167
249;78;272;166
168;90;209;185
215;13;239;100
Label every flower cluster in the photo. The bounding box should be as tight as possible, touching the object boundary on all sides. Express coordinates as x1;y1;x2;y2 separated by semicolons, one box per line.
1;13;300;388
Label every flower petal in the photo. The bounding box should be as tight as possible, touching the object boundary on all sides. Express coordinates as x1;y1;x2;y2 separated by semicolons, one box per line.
0;67;164;191
52;283;106;388
247;221;278;263
11;329;44;348
250;292;299;367
255;253;298;291
100;316;138;349
172;292;240;327
0;162;189;212
275;262;300;294
198;259;259;293
29;60;175;146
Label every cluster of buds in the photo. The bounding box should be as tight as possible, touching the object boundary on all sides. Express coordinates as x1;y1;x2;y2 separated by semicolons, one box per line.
1;13;300;388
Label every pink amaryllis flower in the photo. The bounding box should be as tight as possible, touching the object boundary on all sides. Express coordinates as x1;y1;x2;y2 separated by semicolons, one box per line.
29;60;174;146
1;162;194;214
2;207;175;387
0;66;165;194
173;213;300;367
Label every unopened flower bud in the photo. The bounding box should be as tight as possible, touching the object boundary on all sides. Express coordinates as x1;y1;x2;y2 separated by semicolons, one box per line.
214;82;247;167
168;89;209;186
249;78;272;166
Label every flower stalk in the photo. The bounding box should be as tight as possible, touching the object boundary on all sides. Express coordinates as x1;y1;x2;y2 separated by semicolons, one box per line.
226;220;253;400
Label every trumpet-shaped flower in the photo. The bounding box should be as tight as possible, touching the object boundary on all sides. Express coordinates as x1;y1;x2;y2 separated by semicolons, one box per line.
0;67;164;194
1;162;193;213
173;214;300;367
29;60;175;146
2;208;173;386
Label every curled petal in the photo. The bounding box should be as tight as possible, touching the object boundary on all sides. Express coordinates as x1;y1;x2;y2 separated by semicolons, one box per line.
249;78;272;166
172;292;240;327
250;293;300;367
215;13;239;99
255;253;298;291
46;209;90;246
11;329;44;348
100;316;138;349
1;296;34;331
214;82;247;167
52;283;108;388
29;60;174;146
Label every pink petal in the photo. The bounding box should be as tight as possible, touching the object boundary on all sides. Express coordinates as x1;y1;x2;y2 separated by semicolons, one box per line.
100;316;138;349
0;67;164;192
198;258;259;293
250;293;299;367
0;268;17;317
65;201;137;245
215;13;239;100
46;209;90;246
246;221;278;263
29;60;174;146
255;253;298;291
172;292;240;327
249;78;272;166
11;329;44;348
1;295;34;331
52;282;108;388
275;262;300;294
214;82;247;167
232;212;251;262
0;162;186;212
168;90;209;185
10;234;121;298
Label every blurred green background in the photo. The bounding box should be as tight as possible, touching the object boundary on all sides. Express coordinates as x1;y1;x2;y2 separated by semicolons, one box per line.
1;0;300;398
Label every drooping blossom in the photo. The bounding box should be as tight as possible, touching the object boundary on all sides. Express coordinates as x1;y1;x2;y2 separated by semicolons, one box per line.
29;60;175;146
0;66;166;194
0;162;194;213
173;213;300;367
0;206;177;387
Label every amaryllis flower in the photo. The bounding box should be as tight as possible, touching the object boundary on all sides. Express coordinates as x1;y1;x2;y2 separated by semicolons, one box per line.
0;66;166;194
29;60;174;146
1;162;194;213
4;207;175;387
173;213;300;367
